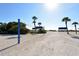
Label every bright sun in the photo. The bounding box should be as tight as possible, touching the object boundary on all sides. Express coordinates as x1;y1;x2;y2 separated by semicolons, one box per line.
44;3;58;10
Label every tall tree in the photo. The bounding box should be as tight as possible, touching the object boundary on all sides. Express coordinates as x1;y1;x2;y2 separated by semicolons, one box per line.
32;16;38;31
62;17;71;34
38;22;42;27
72;22;78;34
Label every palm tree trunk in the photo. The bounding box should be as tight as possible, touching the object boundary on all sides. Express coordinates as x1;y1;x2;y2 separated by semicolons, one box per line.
34;23;36;32
39;25;40;27
75;25;77;34
65;22;69;34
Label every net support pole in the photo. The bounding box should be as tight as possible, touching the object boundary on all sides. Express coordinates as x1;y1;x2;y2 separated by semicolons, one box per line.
18;19;20;44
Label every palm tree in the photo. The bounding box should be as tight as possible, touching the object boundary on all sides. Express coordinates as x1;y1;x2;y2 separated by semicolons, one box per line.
38;22;42;27
32;16;38;27
72;22;78;34
32;16;38;31
62;17;71;34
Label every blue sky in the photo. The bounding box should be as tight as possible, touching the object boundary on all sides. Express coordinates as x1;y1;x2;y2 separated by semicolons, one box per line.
0;3;79;30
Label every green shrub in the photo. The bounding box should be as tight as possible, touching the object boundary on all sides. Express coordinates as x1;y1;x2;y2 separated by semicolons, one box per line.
37;29;47;34
0;22;30;34
8;25;18;34
20;27;30;34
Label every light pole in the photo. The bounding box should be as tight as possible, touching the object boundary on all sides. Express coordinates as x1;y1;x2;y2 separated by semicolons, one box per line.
18;19;20;44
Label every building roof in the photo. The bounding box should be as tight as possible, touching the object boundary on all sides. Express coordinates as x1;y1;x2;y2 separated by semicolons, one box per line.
58;27;67;29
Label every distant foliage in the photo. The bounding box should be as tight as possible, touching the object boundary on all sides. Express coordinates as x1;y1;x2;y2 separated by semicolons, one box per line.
49;30;57;32
0;22;30;34
37;29;47;34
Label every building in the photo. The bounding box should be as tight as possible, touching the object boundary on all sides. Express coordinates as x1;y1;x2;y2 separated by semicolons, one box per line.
32;26;44;32
58;27;67;32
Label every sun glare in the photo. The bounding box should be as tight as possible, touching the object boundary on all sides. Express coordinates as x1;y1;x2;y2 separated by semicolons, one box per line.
44;3;58;10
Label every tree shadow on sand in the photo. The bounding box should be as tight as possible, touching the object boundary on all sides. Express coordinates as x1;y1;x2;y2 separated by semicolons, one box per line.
0;34;22;40
71;36;79;39
0;43;18;52
7;37;18;39
69;34;79;39
0;34;17;36
7;36;22;39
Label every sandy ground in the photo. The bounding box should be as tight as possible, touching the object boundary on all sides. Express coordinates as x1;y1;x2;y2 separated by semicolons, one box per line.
0;32;79;56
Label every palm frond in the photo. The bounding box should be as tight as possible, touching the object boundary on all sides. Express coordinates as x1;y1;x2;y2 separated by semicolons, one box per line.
72;22;78;25
32;16;38;20
62;17;71;22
